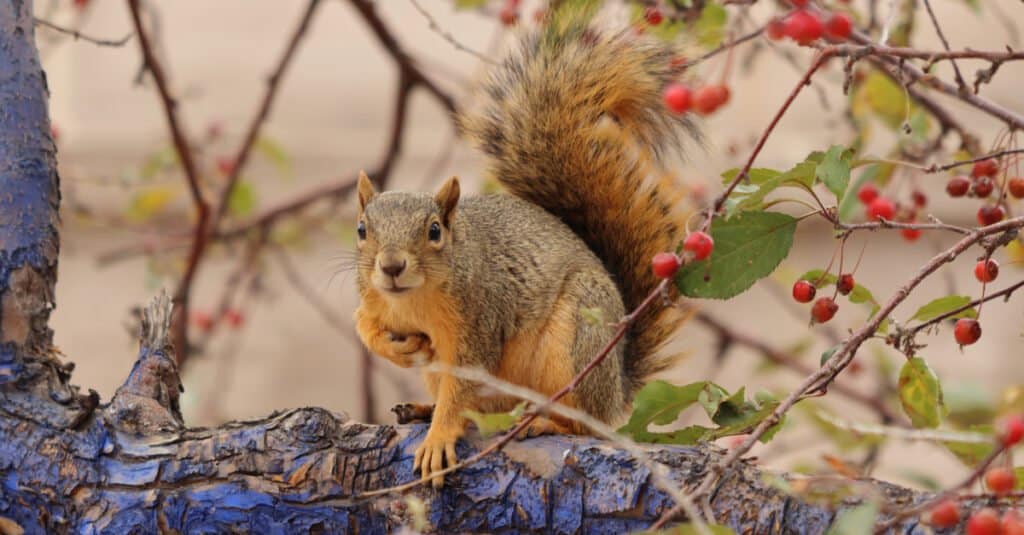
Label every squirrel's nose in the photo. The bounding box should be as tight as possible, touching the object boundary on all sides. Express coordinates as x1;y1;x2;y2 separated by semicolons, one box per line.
380;259;406;278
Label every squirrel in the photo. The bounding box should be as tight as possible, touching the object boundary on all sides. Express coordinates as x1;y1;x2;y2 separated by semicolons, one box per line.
353;20;695;488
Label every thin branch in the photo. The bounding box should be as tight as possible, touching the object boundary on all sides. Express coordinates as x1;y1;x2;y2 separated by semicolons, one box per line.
919;0;969;94
212;0;323;225
408;0;494;63
694;312;904;424
126;0;210;363
34;17;133;47
907;277;1024;336
925;148;1024;174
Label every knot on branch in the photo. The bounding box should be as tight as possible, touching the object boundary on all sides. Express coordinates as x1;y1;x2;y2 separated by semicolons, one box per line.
106;292;184;435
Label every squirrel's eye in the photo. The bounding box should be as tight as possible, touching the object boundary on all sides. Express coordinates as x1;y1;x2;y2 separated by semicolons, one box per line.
357;220;367;240
428;221;442;242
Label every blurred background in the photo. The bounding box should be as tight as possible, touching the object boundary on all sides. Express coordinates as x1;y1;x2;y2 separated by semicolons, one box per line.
39;0;1024;493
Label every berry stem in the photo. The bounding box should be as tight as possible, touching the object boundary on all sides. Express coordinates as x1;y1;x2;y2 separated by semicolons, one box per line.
909;278;1024;336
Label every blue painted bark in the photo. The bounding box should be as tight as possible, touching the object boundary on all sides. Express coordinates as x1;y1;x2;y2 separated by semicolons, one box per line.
0;2;993;534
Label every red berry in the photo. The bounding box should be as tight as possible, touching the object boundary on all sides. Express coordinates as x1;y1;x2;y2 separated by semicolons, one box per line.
902;227;922;242
73;0;89;8
192;311;214;333
856;184;879;205
824;13;853;41
499;6;517;26
973;176;995;198
974;259;999;283
644;7;663;25
217;157;237;177
972;159;999;178
1005;510;1024;535
968;508;1002;535
683;231;714;260
1000;415;1024;447
912;190;927;208
985;467;1016;494
790;0;808;7
785;10;824;45
947;176;971;197
713;85;731;107
928;498;960;528
954;318;982;345
692;86;722;115
224;309;245;329
1007;177;1024;199
663;83;692;115
766;18;787;40
792;280;817;303
866;197;895;221
977;205;1006;226
811;297;838;323
652;252;681;279
836;274;854;295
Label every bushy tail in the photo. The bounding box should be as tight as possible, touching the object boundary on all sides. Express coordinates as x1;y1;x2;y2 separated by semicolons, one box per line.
459;21;697;391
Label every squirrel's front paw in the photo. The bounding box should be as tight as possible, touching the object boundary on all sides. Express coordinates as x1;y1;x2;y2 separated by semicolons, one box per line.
413;430;459;489
386;332;433;366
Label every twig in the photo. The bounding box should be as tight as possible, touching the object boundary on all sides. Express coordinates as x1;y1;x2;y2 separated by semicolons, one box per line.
694;312;904;424
907;277;1024;336
919;0;968;94
925;148;1024;174
126;0;209;363
836;218;972;236
408;0;493;63
212;0;323;225
34;17;133;47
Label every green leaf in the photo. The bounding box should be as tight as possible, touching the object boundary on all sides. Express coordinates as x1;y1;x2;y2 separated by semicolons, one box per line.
848;284;877;306
255;136;293;180
619;381;719;438
826;501;878;535
227;180;258;218
695;3;728;48
127;186;178;222
854;72;911;130
462;402;525;438
454;0;487;8
838;162;895;222
945;382;997;428
943;425;994;466
820;345;839;366
798;269;837;287
677;211;798;299
721;168;782;186
817;145;853;203
898;358;946;428
908;295;977;323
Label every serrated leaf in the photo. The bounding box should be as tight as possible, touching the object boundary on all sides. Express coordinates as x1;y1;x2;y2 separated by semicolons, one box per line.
462;402;525;438
619;381;717;437
817;145;853;203
227;180;258;218
255;136;293;180
695;3;727;48
127;186;178;222
898;358;946;428
908;296;977;323
847;284;877;305
826;501;878;535
677;211;797;299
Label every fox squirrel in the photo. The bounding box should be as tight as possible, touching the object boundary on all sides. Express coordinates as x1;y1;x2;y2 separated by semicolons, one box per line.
353;21;694;487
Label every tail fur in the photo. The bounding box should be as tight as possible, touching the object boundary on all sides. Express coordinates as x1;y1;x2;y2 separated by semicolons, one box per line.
459;22;697;391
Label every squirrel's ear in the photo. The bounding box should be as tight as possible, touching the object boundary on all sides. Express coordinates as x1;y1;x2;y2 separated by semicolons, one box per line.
357;170;377;211
434;176;460;226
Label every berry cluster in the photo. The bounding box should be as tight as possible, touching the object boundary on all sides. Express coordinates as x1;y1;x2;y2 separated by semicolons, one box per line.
663;83;731;116
855;183;928;241
791;274;854;324
945;158;1020;226
192;309;245;333
651;231;715;279
766;1;853;46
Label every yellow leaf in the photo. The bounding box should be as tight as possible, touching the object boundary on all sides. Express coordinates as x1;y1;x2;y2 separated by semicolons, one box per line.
127;186;178;222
